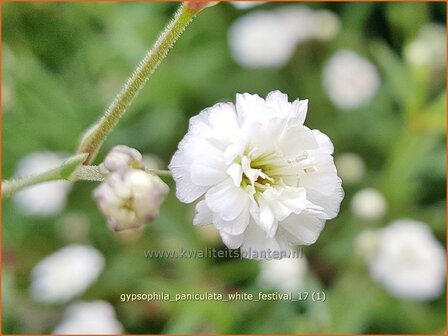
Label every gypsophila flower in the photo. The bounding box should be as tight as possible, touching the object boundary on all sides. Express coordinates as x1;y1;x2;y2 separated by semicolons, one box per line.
228;10;296;68
53;301;124;334
258;256;308;292
276;6;339;44
30;245;104;304
102;145;143;172
94;169;169;232
313;10;341;41
404;23;446;70
13;152;73;216
323;50;380;110
351;188;386;220
169;91;343;259
228;6;340;69
360;220;446;301
335;152;366;185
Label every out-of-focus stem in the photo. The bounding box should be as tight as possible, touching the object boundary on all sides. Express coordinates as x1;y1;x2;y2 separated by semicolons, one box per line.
77;3;199;164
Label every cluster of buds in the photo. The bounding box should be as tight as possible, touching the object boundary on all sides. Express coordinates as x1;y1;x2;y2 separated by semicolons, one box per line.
94;146;169;232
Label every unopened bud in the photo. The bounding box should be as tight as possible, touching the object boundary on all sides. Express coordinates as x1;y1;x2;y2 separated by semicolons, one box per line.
184;1;219;13
102;145;143;172
94;169;169;232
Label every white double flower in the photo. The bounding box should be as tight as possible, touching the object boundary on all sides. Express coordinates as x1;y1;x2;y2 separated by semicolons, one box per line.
170;91;343;258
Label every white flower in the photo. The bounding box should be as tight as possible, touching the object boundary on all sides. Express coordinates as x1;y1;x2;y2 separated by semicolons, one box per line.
404;24;446;70
362;220;446;301
53;301;124;334
351;188;386;220
94;169;169;232
30;245;104;304
335;152;366;185
230;1;265;10
313;10;341;41
275;6;318;44
258;257;307;292
228;11;297;68
13;152;73;216
169;91;343;259
102;145;143;172
277;6;340;44
228;6;340;69
323;50;380;110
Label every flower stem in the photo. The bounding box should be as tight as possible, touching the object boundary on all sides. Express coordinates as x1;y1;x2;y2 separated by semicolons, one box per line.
77;3;198;164
2;153;88;199
2;168;63;199
2;163;172;199
145;168;172;177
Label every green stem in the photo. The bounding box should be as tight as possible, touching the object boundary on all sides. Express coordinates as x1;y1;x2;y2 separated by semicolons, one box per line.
2;164;172;199
2;168;63;199
145;168;172;177
2;153;88;199
77;3;198;164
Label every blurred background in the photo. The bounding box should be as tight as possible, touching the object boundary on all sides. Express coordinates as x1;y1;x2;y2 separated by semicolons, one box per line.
2;1;446;334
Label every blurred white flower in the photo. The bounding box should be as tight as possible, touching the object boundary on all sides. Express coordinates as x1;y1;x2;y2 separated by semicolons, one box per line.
313;10;341;40
169;91;343;259
276;6;318;44
13;152;73;216
277;6;340;43
362;220;446;301
53;301;124;334
404;24;446;70
351;188;386;220
259;256;308;292
228;11;296;68
229;6;340;69
30;245;104;304
323;50;380;110
230;1;265;10
94;169;169;232
102;145;143;172
335;152;366;184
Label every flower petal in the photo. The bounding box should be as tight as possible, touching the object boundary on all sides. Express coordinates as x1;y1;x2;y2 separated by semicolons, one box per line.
193;200;213;226
280;213;326;245
306;186;344;219
168;149;208;203
240;223;292;259
205;178;250;221
312;129;334;154
215;208;250;235
279;125;319;157
219;231;244;249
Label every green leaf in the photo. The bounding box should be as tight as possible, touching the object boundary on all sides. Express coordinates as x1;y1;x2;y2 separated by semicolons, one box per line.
59;153;88;180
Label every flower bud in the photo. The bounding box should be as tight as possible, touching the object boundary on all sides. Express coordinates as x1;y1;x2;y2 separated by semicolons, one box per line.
102;145;143;173
184;1;219;13
94;169;169;232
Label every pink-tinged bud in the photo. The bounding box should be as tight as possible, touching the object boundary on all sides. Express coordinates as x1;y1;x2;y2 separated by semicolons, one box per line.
94;169;169;232
184;1;219;13
102;145;143;172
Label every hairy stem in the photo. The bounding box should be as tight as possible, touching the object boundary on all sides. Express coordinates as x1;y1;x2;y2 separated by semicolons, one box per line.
77;3;198;164
2;168;63;199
